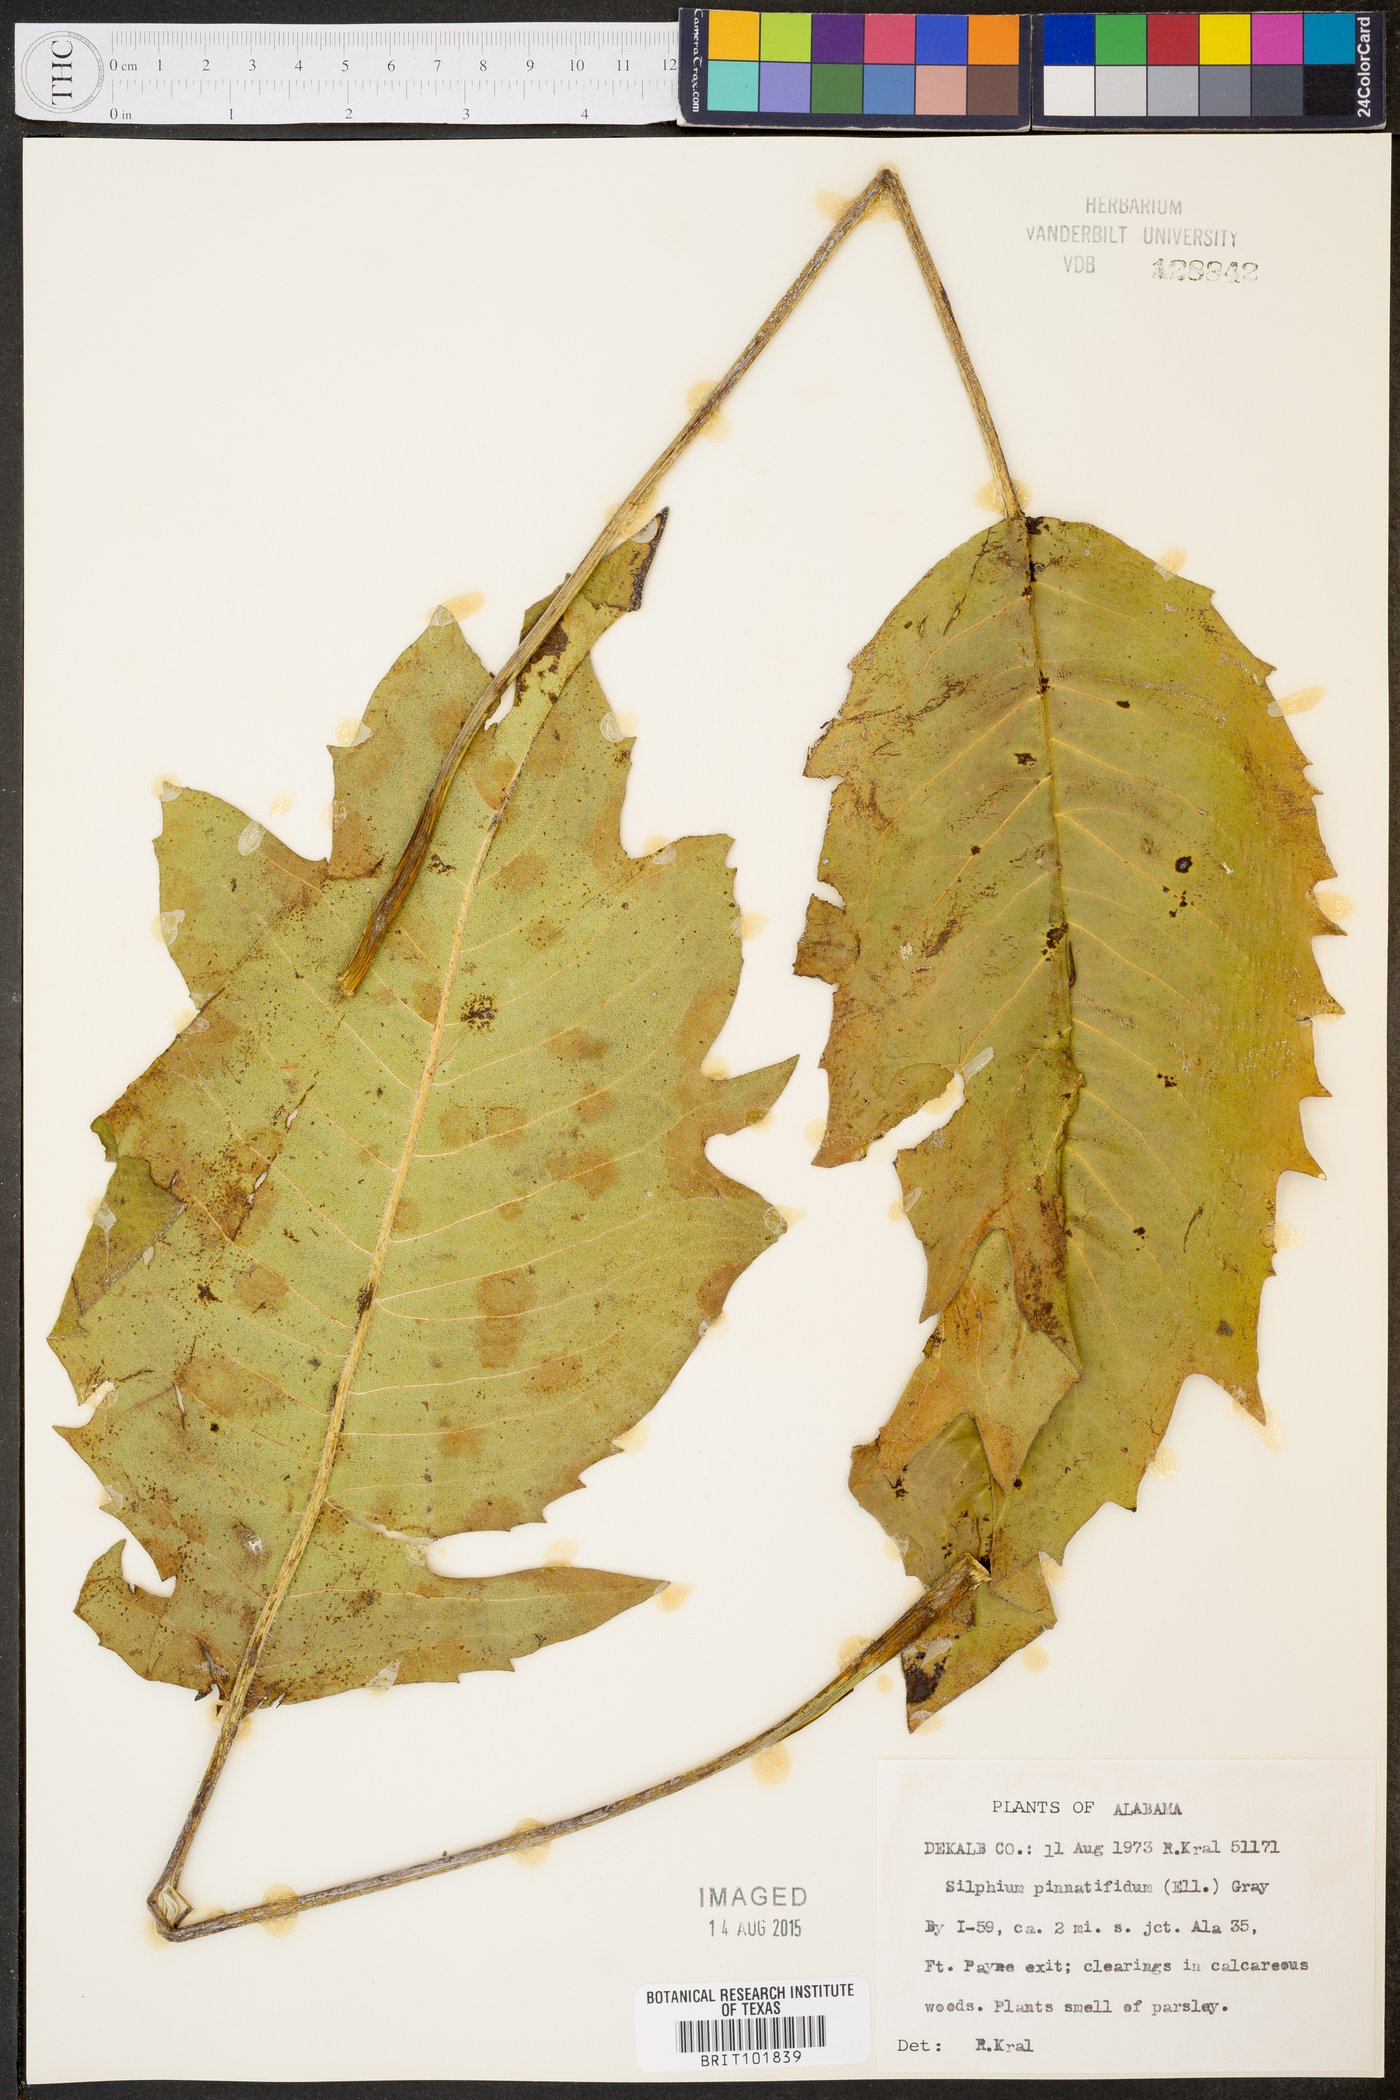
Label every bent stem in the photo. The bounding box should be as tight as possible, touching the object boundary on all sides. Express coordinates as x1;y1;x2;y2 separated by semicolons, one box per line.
152;1558;980;1942
338;167;1020;994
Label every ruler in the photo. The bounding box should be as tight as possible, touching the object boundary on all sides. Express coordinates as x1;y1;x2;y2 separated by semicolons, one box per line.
15;21;680;126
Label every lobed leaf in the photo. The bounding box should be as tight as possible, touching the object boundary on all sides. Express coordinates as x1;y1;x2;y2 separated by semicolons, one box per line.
51;527;795;1706
800;516;1340;1724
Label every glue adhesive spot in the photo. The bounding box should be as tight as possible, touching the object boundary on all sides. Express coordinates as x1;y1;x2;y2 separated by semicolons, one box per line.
876;1674;893;1692
804;1118;827;1148
155;909;185;947
441;591;486;621
260;1885;299;1937
237;822;265;857
839;1635;872;1668
1153;547;1186;578
1271;684;1325;718
962;1046;994;1080
921;1073;965;1124
1021;1644;1050;1673
364;1659;399;1695
685;380;732;440
336;718;372;749
1273;1220;1303;1250
1314;890;1354;922
543;1538;577;1565
814;187;853;221
974;477;1032;514
510;1818;552;1866
701;1054;730;1079
1233;1397;1285;1451
599;711;638;742
656;1582;693;1612
1147;1444;1179;1479
152;775;182;803
751;1743;791;1786
269;793;293;818
611;1422;649;1454
732;912;769;939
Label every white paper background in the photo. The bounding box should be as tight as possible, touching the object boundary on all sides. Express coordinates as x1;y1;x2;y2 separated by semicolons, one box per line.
25;134;1387;2083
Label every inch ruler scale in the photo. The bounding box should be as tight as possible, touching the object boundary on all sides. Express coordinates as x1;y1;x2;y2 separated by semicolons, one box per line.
16;22;681;126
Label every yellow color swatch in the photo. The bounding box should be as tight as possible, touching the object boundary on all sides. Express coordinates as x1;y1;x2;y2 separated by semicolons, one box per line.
709;11;761;60
1200;14;1251;64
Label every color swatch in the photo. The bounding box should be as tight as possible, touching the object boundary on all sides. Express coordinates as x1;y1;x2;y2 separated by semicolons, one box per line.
1039;12;1375;119
684;11;1030;126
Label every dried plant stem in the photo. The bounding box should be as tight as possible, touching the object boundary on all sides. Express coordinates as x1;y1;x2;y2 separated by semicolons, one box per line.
153;1560;979;1942
338;167;1019;994
881;170;1021;521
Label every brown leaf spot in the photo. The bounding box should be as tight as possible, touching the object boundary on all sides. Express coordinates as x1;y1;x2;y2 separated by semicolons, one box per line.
438;1105;482;1149
576;1088;612;1125
232;1263;288;1316
409;977;441;1024
526;722;570;779
550;1027;610;1062
477;754;517;812
585;799;625;872
181;1356;282;1423
523;917;561;952
697;1260;743;1322
476;1267;537;1368
485;1105;526;1145
529;1353;582;1395
499;850;546;895
462;1496;520;1530
330;807;376;877
547;1146;618;1199
440;1423;483;1460
497;1197;527;1223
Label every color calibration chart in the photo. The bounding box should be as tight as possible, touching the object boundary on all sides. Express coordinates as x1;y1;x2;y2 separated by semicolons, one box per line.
681;10;1031;126
1035;10;1381;122
682;10;1380;127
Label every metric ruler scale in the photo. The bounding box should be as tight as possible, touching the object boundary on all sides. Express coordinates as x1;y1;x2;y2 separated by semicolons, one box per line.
15;22;681;125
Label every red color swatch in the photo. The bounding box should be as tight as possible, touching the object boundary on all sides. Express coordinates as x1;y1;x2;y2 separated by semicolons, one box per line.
1147;13;1199;63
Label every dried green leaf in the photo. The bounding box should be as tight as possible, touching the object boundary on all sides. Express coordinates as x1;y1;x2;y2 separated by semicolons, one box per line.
801;515;1339;1722
51;528;795;1706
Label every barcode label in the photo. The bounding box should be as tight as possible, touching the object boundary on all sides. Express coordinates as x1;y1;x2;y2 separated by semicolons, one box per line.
636;1978;869;2072
677;2013;826;2053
